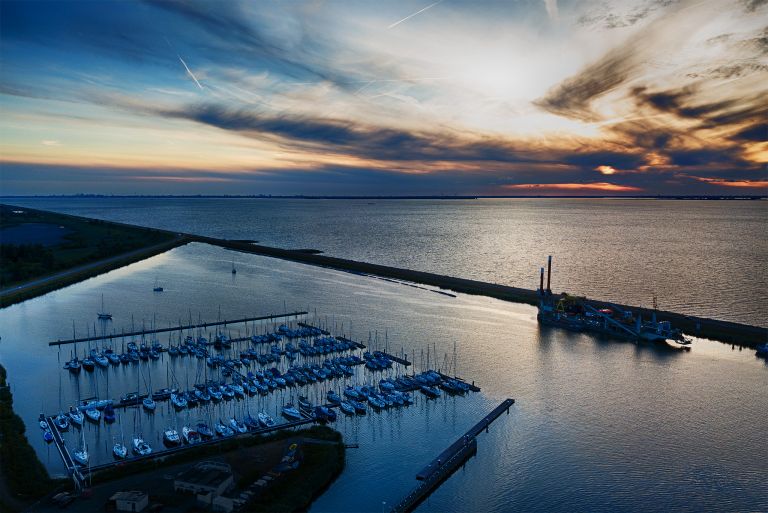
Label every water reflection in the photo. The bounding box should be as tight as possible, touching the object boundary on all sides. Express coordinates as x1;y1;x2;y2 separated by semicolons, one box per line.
0;243;765;512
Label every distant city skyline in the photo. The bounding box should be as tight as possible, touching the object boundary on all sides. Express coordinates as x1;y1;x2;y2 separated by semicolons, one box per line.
1;0;766;195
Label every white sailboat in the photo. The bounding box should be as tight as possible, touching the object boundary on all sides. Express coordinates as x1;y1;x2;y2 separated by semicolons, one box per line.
113;416;127;459
97;294;112;320
72;428;89;466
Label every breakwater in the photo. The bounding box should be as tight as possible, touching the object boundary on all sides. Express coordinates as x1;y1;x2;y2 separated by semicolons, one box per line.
3;204;764;346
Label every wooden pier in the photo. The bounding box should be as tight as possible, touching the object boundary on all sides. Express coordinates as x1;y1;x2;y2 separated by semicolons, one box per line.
391;398;515;513
48;311;308;346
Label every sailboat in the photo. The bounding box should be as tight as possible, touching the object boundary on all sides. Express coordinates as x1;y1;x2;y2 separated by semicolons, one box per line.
153;277;164;292
97;294;112;320
141;355;156;412
113;417;127;459
72;429;89;466
231;258;237;275
132;406;152;456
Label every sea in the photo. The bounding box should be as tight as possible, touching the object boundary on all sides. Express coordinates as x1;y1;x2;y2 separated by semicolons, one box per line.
4;197;766;326
0;198;766;512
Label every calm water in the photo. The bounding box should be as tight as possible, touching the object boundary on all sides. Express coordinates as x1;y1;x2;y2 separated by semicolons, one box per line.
0;243;766;512
4;197;766;327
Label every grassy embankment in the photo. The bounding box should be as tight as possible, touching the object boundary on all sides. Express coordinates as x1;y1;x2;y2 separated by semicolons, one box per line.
0;365;62;511
0;204;185;307
239;429;345;513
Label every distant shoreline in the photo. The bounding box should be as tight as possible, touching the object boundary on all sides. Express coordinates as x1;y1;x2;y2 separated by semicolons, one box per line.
1;195;765;200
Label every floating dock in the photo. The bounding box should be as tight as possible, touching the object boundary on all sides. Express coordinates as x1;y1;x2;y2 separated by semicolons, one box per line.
391;398;515;513
47;416;86;490
416;398;514;481
48;311;308;346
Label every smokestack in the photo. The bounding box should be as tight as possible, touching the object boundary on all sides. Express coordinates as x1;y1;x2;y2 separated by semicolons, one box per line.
546;255;552;293
539;267;545;294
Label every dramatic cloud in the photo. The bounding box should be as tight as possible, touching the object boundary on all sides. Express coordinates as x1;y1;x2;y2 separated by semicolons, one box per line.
0;0;766;195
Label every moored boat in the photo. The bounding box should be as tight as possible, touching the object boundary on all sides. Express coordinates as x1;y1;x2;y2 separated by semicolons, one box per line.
281;404;302;421
258;412;276;428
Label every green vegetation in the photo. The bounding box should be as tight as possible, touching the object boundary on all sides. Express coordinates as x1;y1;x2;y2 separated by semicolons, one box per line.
0;365;59;507
0;204;175;287
246;430;346;513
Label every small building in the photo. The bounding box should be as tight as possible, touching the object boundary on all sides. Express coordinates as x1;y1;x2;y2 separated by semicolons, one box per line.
109;491;148;512
174;461;233;497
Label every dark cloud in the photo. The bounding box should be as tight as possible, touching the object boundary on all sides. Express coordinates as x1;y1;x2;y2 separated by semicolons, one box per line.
631;85;768;129
666;149;743;167
731;123;767;142
153;103;545;165
534;44;636;121
741;0;768;12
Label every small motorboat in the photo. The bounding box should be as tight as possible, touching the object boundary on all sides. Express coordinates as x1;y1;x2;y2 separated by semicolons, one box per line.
68;407;83;426
327;391;342;404
258;412;276;428
132;437;152;456
281;404;302;421
339;401;356;416
43;429;54;443
163;428;181;446
298;396;312;410
82;357;95;371
38;413;49;430
104;405;116;423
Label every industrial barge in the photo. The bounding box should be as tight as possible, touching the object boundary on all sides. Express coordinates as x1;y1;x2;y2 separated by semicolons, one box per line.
536;256;691;349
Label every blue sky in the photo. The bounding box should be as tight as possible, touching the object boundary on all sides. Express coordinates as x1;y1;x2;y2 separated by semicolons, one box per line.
0;0;766;195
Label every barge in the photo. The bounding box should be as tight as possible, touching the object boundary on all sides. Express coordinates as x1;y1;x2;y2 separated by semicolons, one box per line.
537;256;691;349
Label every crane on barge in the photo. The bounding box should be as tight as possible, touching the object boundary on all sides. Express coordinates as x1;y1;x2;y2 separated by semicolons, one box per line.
536;256;691;349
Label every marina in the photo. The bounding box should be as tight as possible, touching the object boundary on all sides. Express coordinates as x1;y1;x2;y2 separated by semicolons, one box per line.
39;308;479;486
1;242;765;512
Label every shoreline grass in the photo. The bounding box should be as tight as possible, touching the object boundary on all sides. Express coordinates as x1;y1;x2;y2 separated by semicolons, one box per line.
0;365;63;510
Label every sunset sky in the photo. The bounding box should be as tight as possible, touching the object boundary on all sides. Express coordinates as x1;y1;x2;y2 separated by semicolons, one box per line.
1;0;766;195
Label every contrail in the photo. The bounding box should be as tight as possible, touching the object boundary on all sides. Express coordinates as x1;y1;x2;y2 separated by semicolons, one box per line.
388;0;444;29
177;55;204;90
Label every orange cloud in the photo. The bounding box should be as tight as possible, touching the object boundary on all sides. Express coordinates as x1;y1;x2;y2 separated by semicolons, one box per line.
693;177;768;188
595;165;617;175
504;182;643;192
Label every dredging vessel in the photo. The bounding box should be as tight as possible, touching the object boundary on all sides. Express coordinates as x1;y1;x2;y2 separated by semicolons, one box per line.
536;256;691;349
